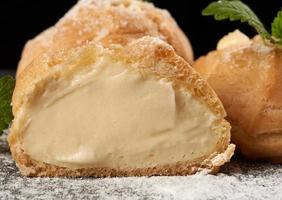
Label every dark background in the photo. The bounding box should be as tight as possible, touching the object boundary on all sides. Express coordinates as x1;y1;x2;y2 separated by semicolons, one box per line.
0;0;281;70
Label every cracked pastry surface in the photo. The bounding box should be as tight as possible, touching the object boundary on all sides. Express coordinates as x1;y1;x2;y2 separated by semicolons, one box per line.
17;0;193;76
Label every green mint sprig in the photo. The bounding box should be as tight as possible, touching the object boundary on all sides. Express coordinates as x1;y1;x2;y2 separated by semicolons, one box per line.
0;76;15;135
202;0;282;46
272;10;282;45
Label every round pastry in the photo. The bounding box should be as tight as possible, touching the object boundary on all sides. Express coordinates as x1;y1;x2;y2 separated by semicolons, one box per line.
17;0;193;76
8;36;234;177
195;30;282;163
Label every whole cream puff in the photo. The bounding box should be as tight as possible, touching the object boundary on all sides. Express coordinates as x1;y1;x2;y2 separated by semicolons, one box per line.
195;30;282;163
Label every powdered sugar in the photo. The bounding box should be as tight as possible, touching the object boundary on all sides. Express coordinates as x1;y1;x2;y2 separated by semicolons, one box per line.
1;134;282;200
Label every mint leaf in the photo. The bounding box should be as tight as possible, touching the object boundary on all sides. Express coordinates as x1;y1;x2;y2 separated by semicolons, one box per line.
271;10;282;45
202;0;271;40
0;76;15;135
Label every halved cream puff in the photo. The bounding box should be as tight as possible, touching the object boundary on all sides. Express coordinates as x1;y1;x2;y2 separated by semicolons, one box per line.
9;37;234;177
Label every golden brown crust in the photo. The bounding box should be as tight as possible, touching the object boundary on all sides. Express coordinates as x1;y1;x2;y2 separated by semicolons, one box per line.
17;0;193;76
231;124;282;163
9;36;233;177
12;137;234;177
194;34;282;162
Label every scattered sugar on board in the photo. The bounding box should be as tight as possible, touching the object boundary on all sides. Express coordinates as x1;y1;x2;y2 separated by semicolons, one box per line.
1;134;282;200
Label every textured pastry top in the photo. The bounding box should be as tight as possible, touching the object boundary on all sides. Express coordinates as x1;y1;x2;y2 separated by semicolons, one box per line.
17;0;193;75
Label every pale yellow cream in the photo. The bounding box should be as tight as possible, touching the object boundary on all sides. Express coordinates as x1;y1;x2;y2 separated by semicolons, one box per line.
217;29;251;50
22;59;220;169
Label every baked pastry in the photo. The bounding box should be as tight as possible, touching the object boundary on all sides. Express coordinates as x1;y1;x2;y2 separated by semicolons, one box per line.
8;36;234;177
195;30;282;162
17;0;193;76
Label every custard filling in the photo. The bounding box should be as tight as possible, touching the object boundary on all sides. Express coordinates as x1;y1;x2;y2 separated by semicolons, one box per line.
217;29;251;50
22;59;220;169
